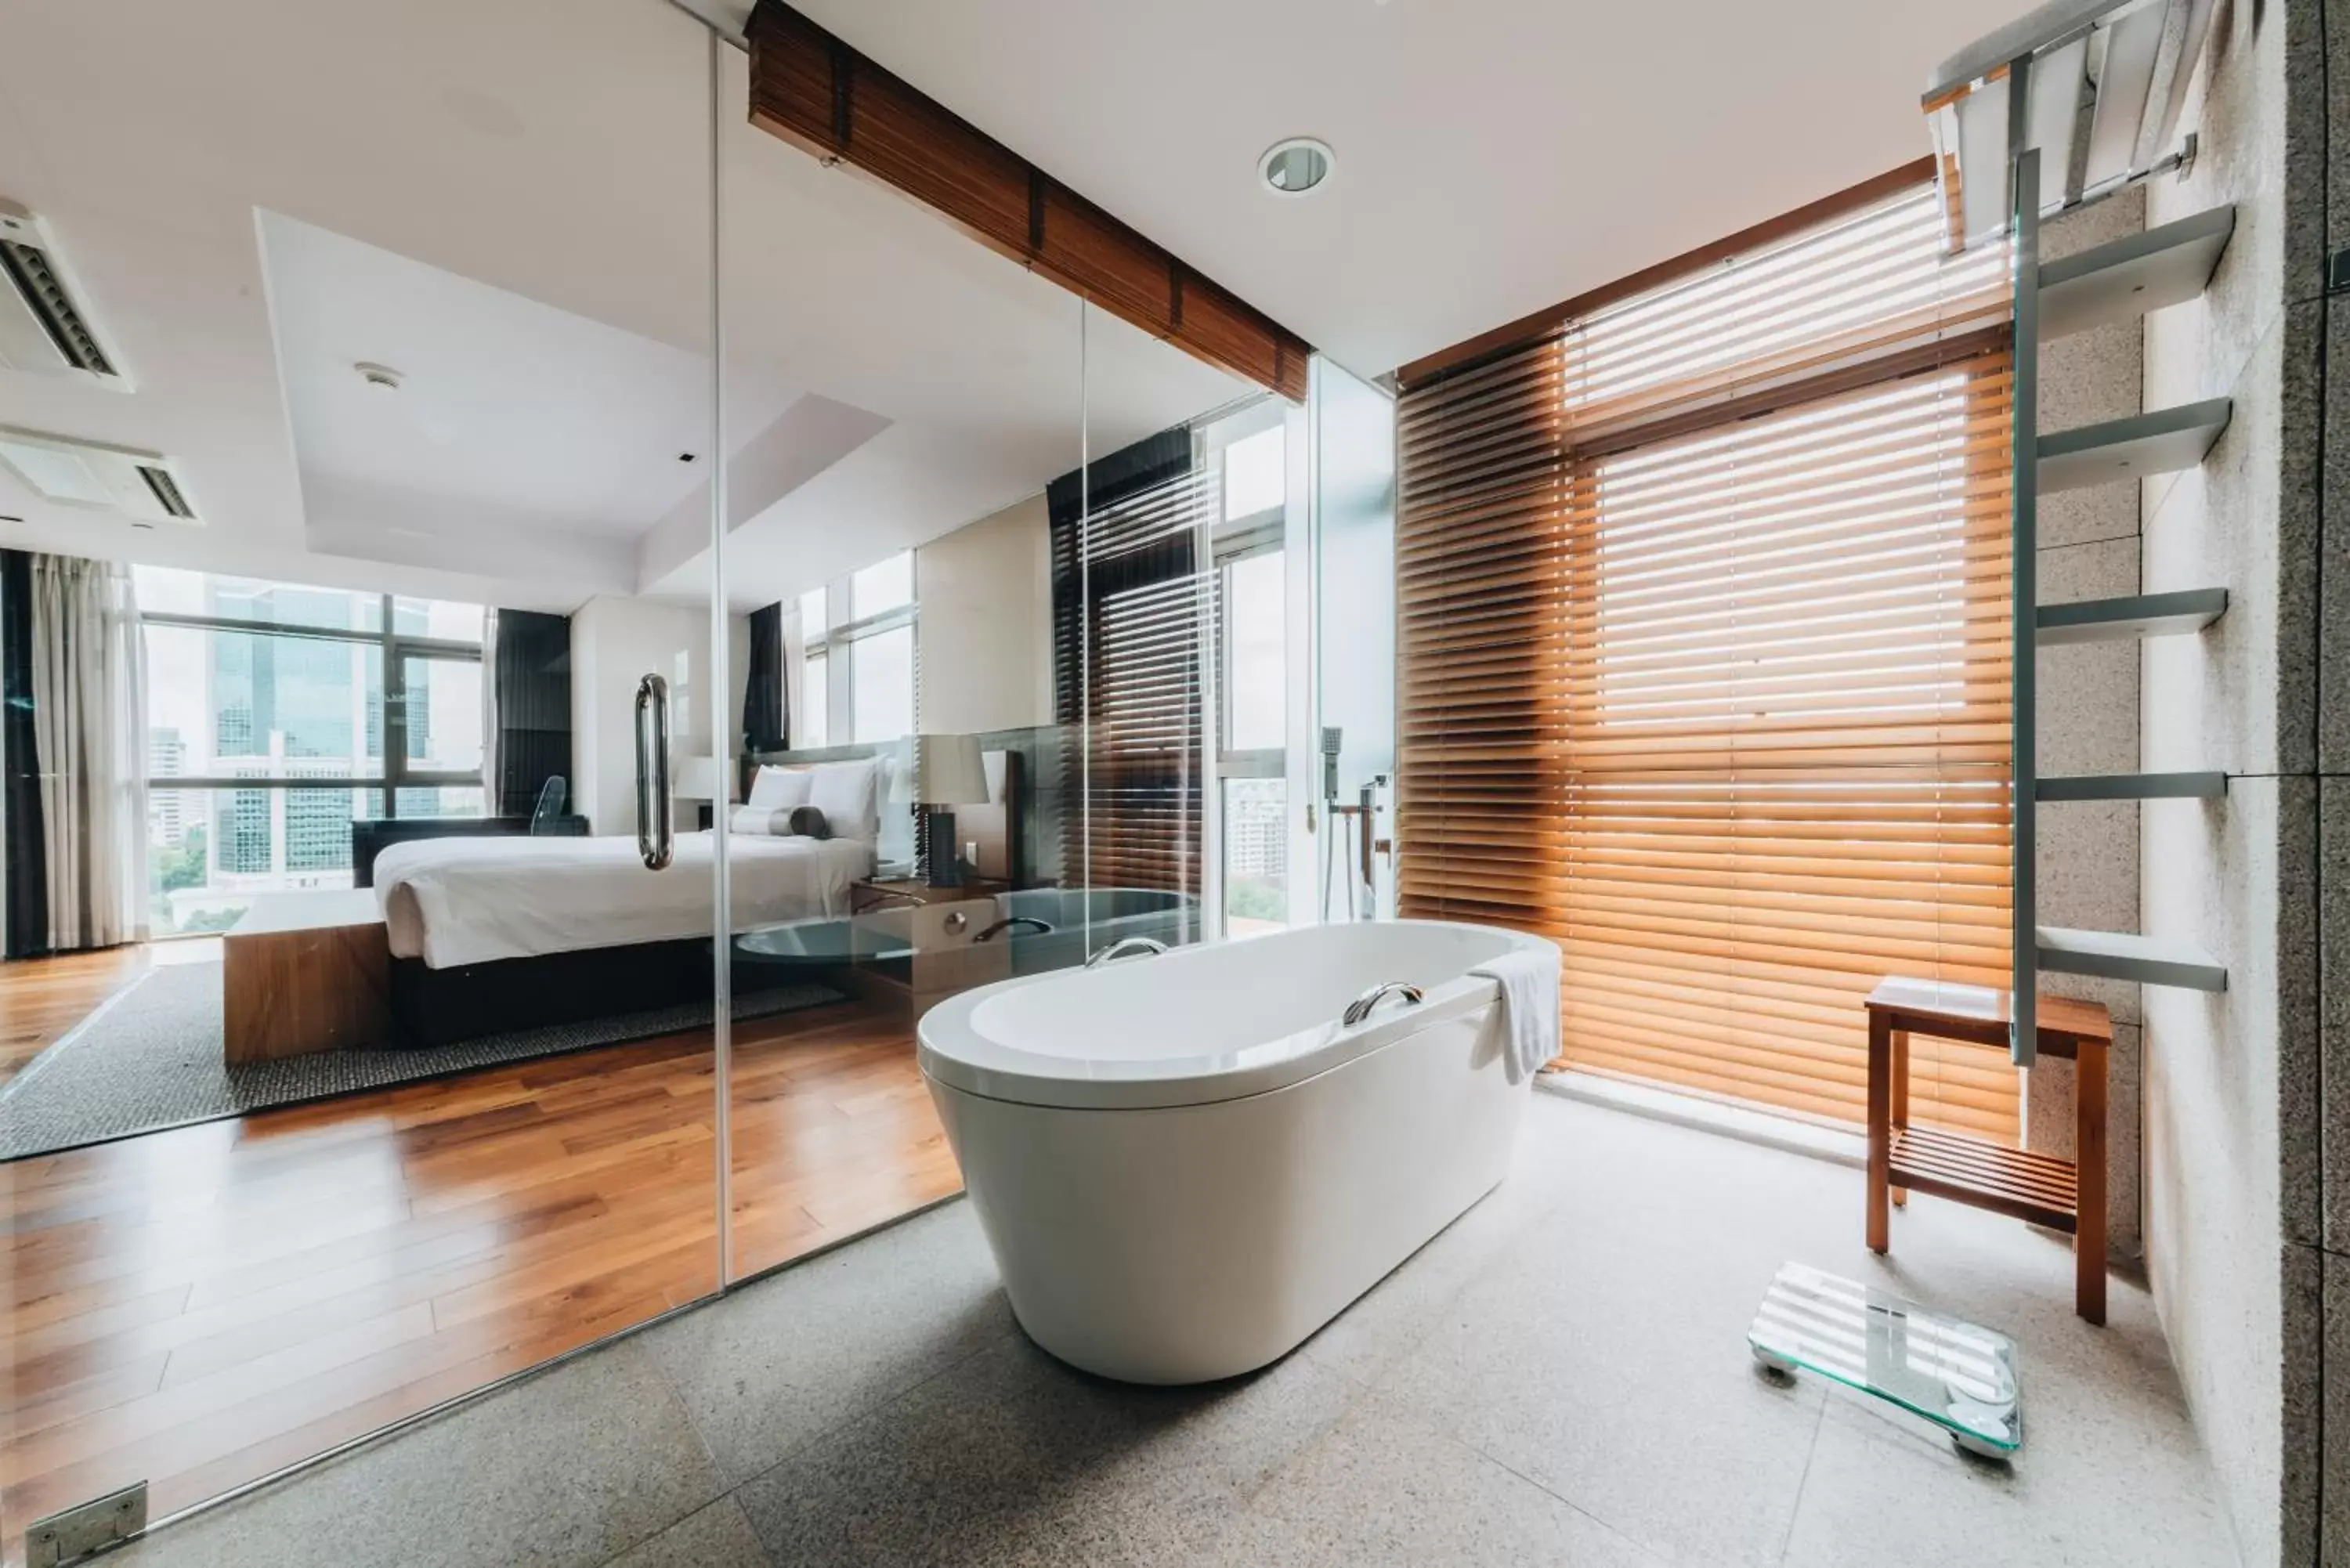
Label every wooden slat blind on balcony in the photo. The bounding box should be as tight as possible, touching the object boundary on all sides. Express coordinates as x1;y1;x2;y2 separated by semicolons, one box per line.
1397;182;2021;1140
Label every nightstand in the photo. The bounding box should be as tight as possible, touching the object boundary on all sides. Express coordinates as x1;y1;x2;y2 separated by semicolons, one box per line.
850;876;1010;913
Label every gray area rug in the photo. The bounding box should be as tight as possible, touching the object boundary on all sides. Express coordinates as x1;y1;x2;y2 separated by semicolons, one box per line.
0;963;844;1161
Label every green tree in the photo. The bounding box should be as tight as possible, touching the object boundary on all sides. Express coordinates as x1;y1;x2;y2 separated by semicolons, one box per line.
155;826;208;894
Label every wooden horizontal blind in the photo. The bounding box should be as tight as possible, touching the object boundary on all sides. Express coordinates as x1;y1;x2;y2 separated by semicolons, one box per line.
1396;334;1570;930
1397;183;2019;1140
1049;438;1217;904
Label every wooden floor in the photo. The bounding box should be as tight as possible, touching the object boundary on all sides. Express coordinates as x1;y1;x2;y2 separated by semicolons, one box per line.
0;945;154;1089
1;953;960;1545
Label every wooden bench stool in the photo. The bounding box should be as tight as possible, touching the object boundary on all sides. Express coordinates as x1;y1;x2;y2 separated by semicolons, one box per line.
1864;977;2113;1324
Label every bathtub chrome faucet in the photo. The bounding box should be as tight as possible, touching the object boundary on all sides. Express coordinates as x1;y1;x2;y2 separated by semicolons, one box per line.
974;916;1053;944
1086;936;1168;968
1343;981;1425;1026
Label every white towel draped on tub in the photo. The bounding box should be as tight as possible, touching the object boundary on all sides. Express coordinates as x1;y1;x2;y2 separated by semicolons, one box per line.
1470;944;1562;1086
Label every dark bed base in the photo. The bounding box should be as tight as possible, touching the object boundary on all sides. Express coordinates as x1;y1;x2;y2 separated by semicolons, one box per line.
389;940;721;1048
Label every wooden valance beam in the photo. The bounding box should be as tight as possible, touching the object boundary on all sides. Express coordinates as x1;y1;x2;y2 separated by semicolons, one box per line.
745;1;1312;402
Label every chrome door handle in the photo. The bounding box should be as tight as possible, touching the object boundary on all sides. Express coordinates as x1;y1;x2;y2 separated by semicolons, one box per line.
634;673;673;870
1343;981;1423;1027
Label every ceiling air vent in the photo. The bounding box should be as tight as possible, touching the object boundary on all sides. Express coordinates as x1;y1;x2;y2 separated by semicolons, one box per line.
0;428;199;525
137;464;195;520
0;200;125;384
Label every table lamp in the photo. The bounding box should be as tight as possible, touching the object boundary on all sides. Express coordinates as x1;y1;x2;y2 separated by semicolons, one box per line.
892;733;989;887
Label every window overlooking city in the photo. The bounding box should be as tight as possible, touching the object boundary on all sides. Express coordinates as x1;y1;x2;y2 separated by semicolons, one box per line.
1205;407;1291;937
797;552;916;751
138;568;487;934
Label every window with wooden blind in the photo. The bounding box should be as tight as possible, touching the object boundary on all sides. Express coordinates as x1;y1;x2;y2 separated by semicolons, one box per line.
1049;430;1217;913
1396;176;2019;1140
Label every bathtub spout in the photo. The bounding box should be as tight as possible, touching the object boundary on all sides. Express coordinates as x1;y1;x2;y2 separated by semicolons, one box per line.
1086;936;1169;968
974;916;1054;943
1343;981;1426;1026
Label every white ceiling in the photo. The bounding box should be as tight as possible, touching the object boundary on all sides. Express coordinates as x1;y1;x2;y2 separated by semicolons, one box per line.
260;211;815;590
783;0;2036;378
0;0;1242;612
0;0;2039;613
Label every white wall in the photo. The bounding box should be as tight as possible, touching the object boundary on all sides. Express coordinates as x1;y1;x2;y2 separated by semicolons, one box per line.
914;491;1053;735
568;595;717;836
2135;2;2326;1562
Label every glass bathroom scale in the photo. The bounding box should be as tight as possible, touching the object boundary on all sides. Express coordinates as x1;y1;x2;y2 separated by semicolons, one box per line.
1748;1262;2021;1458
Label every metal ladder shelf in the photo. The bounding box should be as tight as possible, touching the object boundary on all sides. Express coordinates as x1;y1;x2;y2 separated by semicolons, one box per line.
2038;399;2233;492
2036;771;2227;802
2037;206;2236;341
2009;152;2236;1064
2037;927;2229;992
2035;588;2229;644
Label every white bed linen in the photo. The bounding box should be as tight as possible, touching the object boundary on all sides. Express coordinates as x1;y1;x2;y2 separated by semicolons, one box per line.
374;832;875;968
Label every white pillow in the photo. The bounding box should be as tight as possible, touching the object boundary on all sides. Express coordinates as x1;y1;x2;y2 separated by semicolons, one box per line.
746;765;812;810
728;805;788;836
808;757;880;841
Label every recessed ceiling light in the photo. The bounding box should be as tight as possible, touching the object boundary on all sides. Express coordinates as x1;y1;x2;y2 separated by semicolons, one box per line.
355;360;403;391
1258;139;1332;197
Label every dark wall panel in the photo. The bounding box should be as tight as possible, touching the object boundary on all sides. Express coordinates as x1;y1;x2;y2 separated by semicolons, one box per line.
493;609;573;819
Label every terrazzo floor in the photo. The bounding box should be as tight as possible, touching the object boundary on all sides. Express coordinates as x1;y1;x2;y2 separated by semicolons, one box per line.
109;1093;2239;1566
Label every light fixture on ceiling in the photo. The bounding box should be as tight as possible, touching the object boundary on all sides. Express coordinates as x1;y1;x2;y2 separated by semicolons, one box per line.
355;360;403;391
1924;0;2216;251
1258;139;1333;197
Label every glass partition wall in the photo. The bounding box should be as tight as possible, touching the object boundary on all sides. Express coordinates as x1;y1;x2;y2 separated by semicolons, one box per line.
1310;360;1400;924
0;4;725;1553
710;45;1087;1279
2;6;1332;1556
1059;308;1295;963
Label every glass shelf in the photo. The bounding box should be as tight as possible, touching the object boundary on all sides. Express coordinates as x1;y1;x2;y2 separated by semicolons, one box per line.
1748;1263;2021;1458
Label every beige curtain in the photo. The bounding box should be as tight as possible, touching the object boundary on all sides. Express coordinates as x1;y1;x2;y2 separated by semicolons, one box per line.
30;555;146;949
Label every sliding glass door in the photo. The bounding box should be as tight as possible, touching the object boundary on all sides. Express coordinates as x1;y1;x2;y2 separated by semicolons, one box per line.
0;2;727;1551
2;5;1332;1558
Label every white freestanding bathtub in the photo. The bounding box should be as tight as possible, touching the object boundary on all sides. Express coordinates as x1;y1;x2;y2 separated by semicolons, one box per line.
917;919;1556;1385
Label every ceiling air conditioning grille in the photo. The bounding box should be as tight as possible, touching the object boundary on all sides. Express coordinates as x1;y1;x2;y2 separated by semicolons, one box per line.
0;237;116;378
136;464;193;520
0;428;200;526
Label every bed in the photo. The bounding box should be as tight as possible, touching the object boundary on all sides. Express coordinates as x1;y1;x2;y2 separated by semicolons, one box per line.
371;831;875;1046
372;755;889;1046
374;832;874;970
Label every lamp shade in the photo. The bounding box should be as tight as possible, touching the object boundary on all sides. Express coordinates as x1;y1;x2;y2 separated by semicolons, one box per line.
892;732;989;806
674;756;728;802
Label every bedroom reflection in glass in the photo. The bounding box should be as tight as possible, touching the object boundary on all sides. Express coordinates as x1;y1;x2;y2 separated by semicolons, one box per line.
850;622;916;746
1067;299;1296;956
713;61;1094;1277
0;2;728;1536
